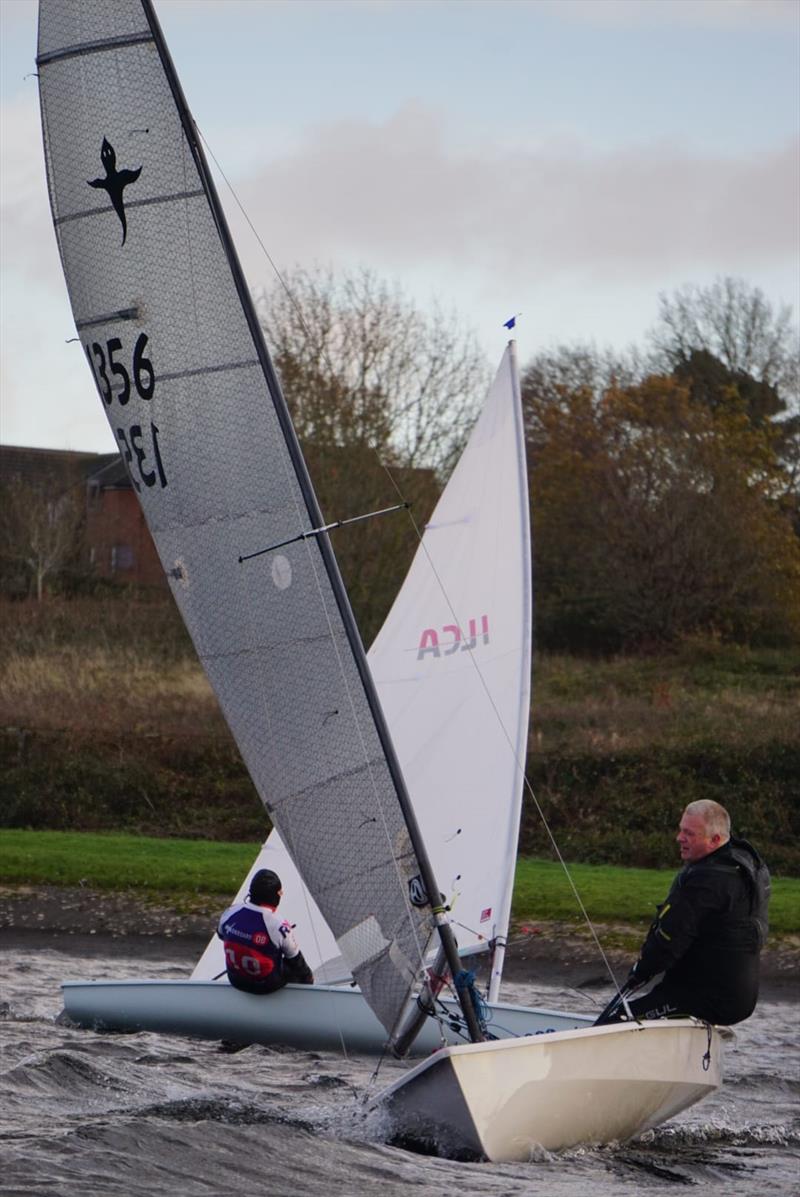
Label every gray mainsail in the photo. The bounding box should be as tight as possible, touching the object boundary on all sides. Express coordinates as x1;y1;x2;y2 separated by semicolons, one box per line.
36;0;441;1039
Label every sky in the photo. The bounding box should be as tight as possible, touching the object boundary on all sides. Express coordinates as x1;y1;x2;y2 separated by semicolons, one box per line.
1;0;798;454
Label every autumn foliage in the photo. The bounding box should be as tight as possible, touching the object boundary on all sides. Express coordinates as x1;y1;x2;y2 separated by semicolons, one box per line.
525;372;799;650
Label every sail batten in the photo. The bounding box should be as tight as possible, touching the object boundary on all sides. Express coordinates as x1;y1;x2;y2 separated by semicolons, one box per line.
37;0;437;1039
55;188;207;229
37;31;153;66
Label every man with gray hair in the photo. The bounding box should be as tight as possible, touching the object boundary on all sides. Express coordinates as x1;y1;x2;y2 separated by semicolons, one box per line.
596;800;770;1025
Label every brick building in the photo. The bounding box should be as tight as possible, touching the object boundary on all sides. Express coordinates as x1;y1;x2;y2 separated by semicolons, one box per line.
1;444;164;589
83;454;165;585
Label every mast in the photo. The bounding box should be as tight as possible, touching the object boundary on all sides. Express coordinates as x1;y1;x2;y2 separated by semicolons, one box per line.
140;0;483;1047
487;339;531;1003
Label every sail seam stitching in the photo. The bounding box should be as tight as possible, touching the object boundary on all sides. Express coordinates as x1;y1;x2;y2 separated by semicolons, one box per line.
37;32;154;67
158;360;259;384
55;189;205;228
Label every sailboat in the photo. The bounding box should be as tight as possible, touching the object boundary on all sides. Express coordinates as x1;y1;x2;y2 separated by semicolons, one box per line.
37;0;722;1160
60;336;591;1054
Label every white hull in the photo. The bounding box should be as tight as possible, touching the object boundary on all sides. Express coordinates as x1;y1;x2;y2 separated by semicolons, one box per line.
61;979;591;1056
376;1020;722;1159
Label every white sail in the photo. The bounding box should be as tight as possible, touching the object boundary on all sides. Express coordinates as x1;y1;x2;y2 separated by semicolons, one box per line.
194;344;531;990
37;0;439;1040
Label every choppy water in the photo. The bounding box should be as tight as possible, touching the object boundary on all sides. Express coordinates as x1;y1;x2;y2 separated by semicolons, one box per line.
1;947;798;1196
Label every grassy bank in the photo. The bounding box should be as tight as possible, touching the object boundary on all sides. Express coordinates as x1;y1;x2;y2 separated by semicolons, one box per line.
2;597;798;872
2;830;798;935
0;829;254;897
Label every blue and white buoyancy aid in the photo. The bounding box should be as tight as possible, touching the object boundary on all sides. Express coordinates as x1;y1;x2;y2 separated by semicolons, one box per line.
217;899;302;990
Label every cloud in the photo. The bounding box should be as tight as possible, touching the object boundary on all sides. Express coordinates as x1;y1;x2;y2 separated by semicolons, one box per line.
161;0;800;31
231;106;798;291
0;89;65;287
549;0;800;30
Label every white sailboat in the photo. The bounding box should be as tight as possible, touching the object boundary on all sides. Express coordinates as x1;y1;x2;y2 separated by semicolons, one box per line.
37;0;722;1159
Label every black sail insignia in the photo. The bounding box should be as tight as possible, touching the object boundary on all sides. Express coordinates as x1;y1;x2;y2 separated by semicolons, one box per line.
87;137;142;245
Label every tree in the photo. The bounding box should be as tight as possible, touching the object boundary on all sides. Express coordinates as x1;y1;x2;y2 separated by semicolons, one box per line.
257;265;489;474
256;265;490;641
650;279;800;528
0;476;85;601
650;276;799;412
524;365;800;650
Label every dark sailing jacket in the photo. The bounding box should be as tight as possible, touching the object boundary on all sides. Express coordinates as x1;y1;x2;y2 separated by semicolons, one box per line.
636;837;770;1025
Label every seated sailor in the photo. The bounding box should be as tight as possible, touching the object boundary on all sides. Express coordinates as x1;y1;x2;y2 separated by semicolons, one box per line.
217;868;314;994
596;799;770;1026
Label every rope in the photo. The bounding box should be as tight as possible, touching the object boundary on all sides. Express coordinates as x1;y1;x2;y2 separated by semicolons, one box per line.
454;970;488;1032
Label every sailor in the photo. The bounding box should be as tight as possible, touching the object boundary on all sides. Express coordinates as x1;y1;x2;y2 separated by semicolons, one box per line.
596;800;770;1026
217;868;314;993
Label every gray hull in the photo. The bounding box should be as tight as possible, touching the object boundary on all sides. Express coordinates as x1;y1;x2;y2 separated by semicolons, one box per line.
61;980;591;1056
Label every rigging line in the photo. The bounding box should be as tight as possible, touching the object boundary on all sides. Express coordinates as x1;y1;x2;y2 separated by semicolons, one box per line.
205;158;452;1013
198;125;426;534
197;129;320;337
403;489;621;988
199;124;618;995
373;447;626;995
199;125;462;506
208;130;366;1052
357;360;624;992
160;115;347;1036
198;86;379;1043
213;133;435;1042
190;109;360;1045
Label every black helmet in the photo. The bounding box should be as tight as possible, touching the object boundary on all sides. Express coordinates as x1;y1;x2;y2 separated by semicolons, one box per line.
249;869;282;906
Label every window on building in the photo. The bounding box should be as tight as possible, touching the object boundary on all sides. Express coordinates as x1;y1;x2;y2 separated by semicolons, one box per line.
111;544;134;572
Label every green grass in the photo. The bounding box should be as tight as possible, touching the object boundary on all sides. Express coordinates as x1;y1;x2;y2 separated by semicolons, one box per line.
514;856;799;936
1;830;797;936
0;829;258;898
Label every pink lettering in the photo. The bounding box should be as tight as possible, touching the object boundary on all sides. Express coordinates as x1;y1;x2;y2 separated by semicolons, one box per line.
417;616;490;660
461;618;477;652
442;623;461;656
417;628;441;660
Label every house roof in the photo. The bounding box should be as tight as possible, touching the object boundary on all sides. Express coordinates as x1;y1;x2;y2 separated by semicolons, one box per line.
0;445;130;493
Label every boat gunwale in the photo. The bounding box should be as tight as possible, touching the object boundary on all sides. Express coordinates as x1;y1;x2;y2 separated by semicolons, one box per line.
373;1017;722;1099
59;978;594;1025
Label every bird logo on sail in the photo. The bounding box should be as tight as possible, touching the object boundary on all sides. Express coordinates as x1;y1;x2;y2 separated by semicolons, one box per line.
87;137;142;245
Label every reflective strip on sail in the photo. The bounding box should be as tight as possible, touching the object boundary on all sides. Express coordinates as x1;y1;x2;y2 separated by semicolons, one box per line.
37;0;434;1038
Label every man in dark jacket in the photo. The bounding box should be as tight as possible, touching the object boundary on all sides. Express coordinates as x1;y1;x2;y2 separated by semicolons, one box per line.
217;868;314;994
596;800;770;1026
